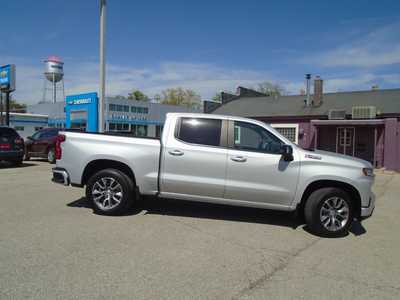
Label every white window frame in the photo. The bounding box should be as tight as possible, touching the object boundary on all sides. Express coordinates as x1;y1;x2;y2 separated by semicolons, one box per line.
270;123;299;144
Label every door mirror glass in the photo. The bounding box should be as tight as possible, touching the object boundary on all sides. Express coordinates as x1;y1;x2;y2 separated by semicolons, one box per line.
280;145;294;161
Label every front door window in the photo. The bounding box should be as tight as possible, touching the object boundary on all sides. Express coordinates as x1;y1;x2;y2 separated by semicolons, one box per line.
233;121;283;154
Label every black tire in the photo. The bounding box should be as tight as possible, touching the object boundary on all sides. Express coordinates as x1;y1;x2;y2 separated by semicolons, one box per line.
86;168;135;215
24;154;30;161
12;158;23;166
47;148;56;164
304;187;354;237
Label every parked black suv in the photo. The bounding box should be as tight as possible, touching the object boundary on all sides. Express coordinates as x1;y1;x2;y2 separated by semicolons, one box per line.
0;127;25;166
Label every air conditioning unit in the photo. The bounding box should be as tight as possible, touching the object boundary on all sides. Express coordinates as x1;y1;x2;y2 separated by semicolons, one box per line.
352;106;377;119
328;109;346;120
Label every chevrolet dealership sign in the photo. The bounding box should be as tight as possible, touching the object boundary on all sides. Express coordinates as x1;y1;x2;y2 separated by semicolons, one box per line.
0;64;16;92
68;97;93;105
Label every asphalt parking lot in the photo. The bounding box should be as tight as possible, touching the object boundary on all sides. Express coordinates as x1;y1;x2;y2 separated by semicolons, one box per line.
0;161;399;299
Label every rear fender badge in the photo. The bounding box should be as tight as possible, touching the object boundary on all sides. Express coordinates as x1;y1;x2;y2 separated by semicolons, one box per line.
305;154;322;160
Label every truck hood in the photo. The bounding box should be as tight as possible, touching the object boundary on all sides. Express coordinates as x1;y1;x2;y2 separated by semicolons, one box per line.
300;148;373;169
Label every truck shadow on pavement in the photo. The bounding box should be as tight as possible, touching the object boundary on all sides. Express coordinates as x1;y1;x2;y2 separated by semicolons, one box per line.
68;196;299;228
67;196;367;237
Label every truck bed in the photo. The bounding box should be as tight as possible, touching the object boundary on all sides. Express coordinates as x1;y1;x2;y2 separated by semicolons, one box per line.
57;130;161;194
64;129;160;140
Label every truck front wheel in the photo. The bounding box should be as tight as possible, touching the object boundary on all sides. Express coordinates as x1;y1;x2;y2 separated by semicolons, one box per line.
304;187;354;237
86;168;134;215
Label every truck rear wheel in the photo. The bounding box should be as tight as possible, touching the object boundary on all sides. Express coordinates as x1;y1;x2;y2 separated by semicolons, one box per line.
86;168;134;215
304;187;354;237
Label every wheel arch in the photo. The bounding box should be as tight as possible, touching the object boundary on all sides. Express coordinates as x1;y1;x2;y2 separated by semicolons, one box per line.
298;180;361;219
81;159;136;188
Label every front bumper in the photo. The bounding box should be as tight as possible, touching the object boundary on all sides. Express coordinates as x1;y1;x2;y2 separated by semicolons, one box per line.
360;192;375;219
52;167;70;186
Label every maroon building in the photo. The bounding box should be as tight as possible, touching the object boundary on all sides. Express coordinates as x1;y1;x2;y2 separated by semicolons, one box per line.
205;82;400;171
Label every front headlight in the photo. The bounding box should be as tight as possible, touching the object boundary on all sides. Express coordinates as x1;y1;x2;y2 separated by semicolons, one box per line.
362;168;374;177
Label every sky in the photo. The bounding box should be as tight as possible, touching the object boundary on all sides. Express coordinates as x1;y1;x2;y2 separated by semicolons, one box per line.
1;0;400;104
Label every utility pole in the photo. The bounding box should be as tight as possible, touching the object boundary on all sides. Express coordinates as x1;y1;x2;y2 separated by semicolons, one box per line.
5;92;10;126
99;0;106;132
0;92;3;125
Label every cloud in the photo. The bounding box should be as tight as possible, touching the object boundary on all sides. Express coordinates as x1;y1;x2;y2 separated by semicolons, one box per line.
1;60;275;104
302;22;400;68
284;72;400;94
2;58;399;105
323;74;377;91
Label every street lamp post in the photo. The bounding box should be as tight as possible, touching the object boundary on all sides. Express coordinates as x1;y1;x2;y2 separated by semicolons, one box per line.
99;0;106;132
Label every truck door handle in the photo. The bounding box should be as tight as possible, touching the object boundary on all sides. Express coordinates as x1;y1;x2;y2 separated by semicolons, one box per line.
168;149;184;156
231;156;247;162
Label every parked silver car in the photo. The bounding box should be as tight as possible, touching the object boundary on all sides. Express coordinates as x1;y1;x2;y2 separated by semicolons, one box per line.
52;113;375;237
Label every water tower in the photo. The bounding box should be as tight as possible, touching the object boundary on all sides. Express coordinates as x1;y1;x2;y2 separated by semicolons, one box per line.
42;55;65;103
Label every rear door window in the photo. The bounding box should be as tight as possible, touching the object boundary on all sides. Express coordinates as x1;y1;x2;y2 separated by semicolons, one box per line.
31;131;42;140
177;118;222;147
41;130;59;139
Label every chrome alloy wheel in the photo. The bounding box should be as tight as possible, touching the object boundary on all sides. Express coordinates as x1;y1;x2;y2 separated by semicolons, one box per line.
319;197;350;232
48;149;55;162
92;177;123;211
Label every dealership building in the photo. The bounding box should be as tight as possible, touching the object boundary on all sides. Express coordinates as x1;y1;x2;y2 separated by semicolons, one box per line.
24;92;197;138
205;82;400;171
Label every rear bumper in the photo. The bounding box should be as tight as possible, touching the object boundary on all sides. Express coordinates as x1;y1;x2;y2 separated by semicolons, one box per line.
360;192;375;219
52;167;70;186
0;150;24;160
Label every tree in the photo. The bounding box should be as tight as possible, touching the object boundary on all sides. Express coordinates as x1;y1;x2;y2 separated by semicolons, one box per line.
153;94;161;103
212;93;222;103
127;89;150;101
9;99;27;112
159;87;201;109
256;82;287;97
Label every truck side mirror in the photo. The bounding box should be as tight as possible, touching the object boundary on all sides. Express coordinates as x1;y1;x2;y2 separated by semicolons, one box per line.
280;145;294;161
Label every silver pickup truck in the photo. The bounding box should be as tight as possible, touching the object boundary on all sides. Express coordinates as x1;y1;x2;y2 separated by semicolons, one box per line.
52;113;375;237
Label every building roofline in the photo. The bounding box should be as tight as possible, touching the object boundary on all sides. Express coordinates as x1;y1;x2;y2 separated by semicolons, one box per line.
1;112;49;118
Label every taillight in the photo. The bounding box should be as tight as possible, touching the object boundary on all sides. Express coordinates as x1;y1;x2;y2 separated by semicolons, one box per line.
0;144;11;150
55;134;66;160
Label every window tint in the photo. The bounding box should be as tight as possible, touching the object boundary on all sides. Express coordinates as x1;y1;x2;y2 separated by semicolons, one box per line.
233;121;283;154
42;129;58;138
40;131;53;139
31;131;42;140
177;118;222;147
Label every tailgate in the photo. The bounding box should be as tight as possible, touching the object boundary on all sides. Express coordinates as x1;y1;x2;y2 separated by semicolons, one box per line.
0;129;22;152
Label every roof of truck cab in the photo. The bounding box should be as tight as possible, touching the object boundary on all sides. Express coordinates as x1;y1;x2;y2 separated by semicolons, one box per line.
165;112;281;131
166;112;249;121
